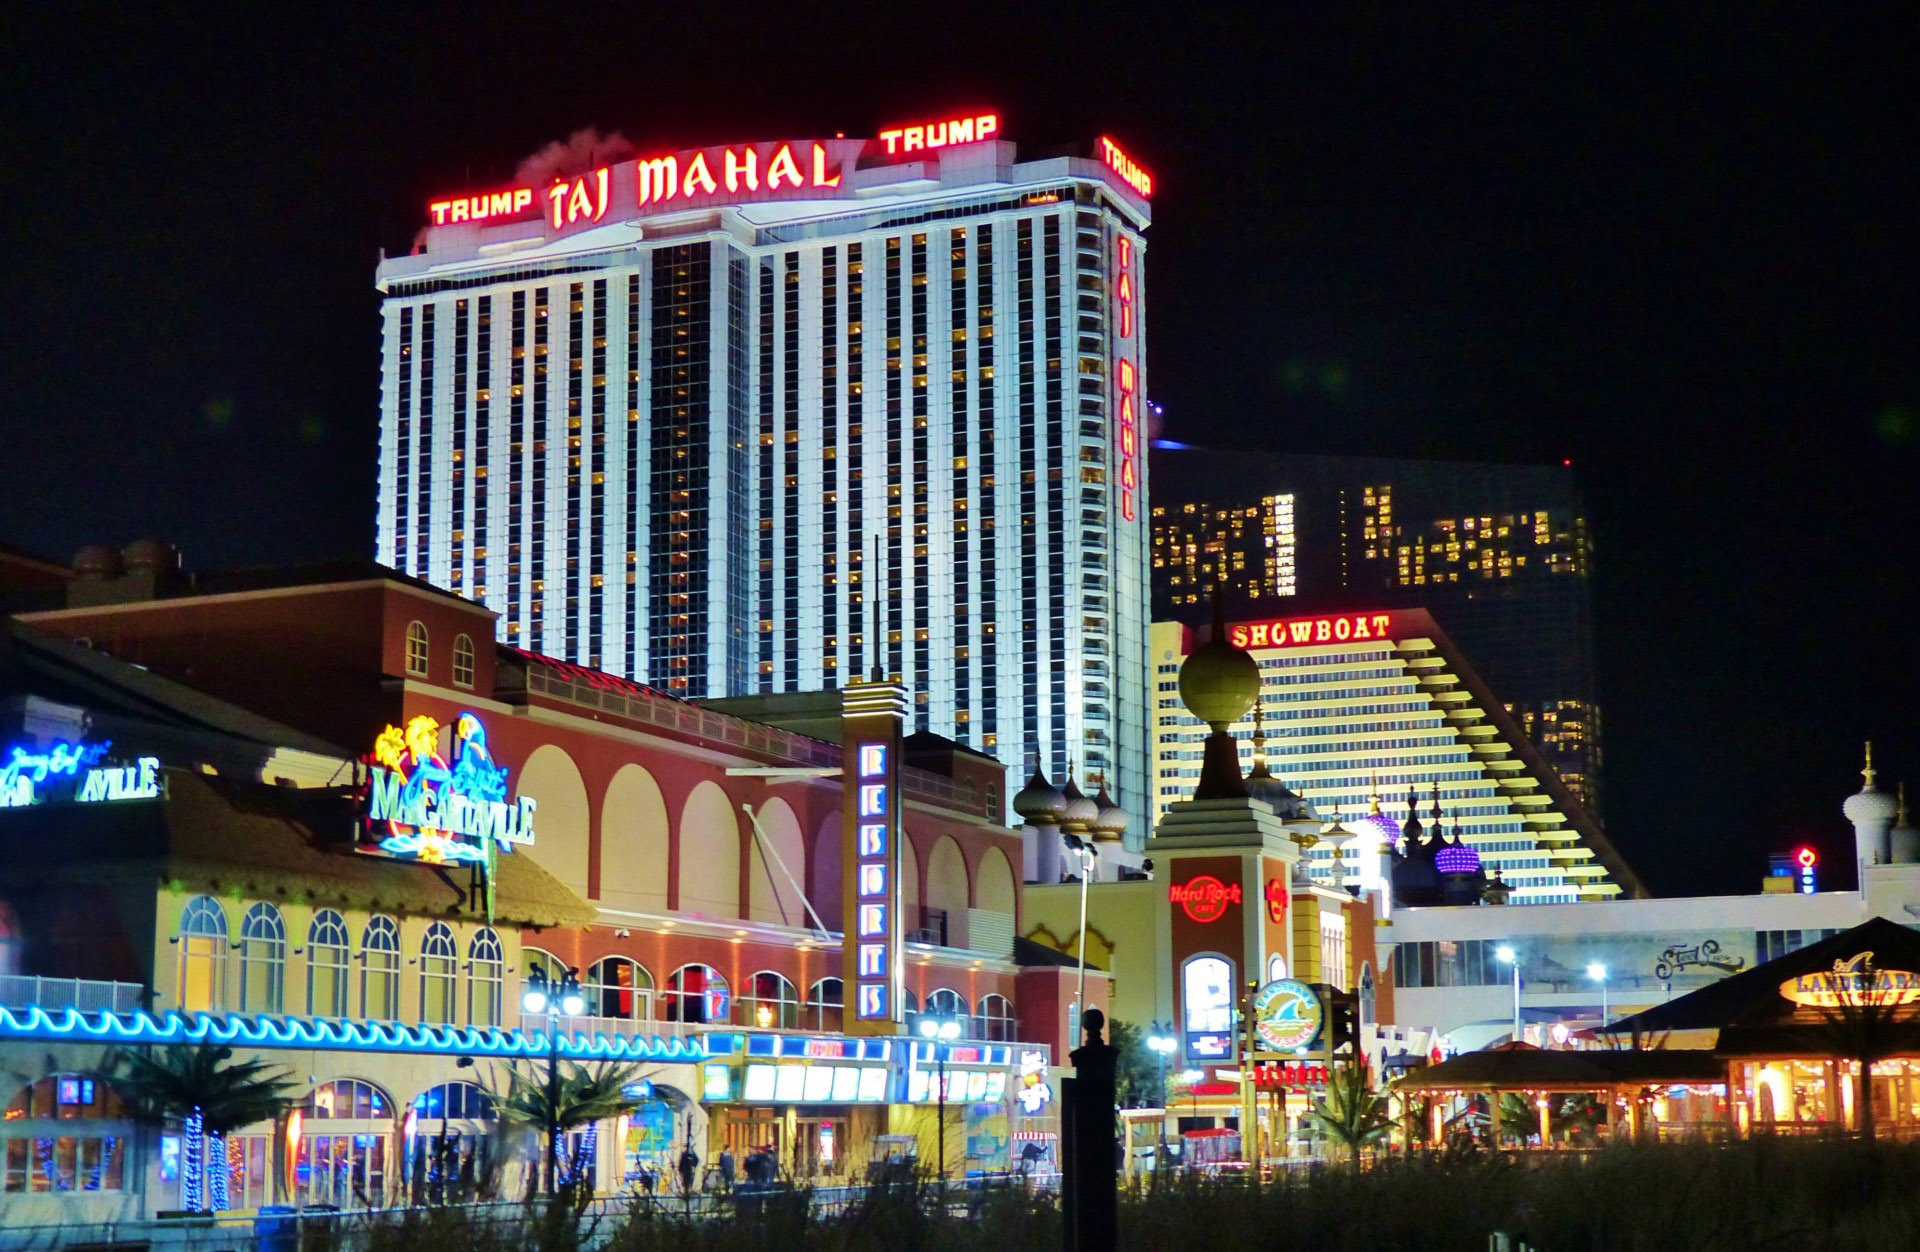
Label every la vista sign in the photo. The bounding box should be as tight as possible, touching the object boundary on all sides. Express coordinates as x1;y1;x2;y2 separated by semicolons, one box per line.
1170;875;1243;924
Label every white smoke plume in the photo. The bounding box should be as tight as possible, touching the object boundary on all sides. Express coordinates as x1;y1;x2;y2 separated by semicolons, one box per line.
514;128;636;186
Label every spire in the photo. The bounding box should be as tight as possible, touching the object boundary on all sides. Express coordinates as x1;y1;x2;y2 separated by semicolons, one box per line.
1367;776;1383;817
1429;780;1443;828
1864;740;1879;792
1248;699;1273;779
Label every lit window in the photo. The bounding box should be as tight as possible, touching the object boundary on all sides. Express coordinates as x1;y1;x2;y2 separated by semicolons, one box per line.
404;621;429;677
452;634;476;688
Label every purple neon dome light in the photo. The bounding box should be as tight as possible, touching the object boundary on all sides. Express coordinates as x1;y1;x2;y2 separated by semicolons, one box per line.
1435;844;1481;875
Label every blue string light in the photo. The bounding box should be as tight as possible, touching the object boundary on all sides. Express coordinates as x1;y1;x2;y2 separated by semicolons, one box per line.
207;1131;230;1211
181;1108;205;1212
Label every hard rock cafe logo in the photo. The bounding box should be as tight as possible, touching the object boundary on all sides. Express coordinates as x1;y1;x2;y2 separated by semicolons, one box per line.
366;713;535;865
1780;951;1920;1009
1169;875;1243;924
1265;879;1288;924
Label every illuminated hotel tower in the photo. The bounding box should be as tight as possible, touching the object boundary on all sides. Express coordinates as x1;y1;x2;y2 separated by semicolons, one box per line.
374;117;1154;840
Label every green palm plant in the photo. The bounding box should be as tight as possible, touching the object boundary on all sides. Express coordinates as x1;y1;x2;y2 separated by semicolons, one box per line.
1496;1093;1540;1145
108;1044;297;1212
486;1060;650;1196
1307;1061;1393;1165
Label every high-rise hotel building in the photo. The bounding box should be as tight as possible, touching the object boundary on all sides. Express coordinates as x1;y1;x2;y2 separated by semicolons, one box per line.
374;117;1154;839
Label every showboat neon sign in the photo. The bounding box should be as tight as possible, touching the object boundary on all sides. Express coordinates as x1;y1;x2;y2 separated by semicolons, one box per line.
1228;612;1397;651
365;713;534;865
0;740;162;809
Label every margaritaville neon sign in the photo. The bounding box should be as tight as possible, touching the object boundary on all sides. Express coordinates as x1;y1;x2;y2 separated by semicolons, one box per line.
365;713;534;865
0;739;162;809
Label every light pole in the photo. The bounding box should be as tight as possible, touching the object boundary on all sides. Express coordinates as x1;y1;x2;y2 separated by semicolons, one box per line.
1496;946;1521;1044
1147;1023;1178;1170
522;964;585;1196
918;1015;963;1183
1063;834;1098;1042
1587;963;1609;1029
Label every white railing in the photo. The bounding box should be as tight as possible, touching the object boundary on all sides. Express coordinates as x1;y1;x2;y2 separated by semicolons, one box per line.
0;975;143;1014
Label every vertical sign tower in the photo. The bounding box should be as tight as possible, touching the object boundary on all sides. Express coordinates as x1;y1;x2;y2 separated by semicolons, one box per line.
841;678;909;1034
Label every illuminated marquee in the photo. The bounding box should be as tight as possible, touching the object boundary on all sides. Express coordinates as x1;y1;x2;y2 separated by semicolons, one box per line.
853;742;895;1021
364;713;534;865
1251;979;1323;1053
1228;612;1396;651
1169;875;1242;924
1114;234;1141;522
1780;952;1920;1008
0;740;162;809
877;112;999;155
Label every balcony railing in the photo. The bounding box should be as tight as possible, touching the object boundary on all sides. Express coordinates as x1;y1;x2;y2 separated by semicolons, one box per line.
0;975;144;1014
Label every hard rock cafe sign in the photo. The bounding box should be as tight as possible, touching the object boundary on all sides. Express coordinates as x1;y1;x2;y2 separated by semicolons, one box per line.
1779;952;1920;1009
1169;875;1242;924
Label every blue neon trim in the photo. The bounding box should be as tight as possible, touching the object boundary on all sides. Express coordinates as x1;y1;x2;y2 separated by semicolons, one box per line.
0;1007;708;1061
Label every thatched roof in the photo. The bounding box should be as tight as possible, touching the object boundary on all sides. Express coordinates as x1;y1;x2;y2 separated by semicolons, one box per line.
1393;1045;1726;1093
0;770;594;929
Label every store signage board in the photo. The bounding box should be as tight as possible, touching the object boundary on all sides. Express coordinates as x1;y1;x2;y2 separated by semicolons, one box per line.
1251;979;1323;1053
363;712;534;865
0;739;163;809
1780;952;1920;1008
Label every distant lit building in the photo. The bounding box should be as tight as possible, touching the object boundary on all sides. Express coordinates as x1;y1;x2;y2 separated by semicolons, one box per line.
373;116;1156;840
1148;611;1637;904
1149;448;1601;814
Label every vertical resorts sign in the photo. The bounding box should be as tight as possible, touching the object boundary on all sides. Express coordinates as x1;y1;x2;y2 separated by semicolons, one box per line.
363;713;534;865
841;682;907;1034
0;739;162;808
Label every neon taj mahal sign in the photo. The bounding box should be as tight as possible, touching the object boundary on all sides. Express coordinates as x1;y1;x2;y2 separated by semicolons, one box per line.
365;713;534;865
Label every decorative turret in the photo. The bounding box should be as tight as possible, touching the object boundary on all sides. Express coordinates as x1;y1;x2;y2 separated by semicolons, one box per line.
1890;784;1920;866
1059;768;1100;835
1090;778;1129;843
1012;760;1067;827
1244;700;1312;820
1177;592;1259;800
1844;741;1897;869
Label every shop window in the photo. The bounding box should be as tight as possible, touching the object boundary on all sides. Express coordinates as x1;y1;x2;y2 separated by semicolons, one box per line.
2;1075;129;1193
976;993;1016;1042
298;1080;392;1209
585;957;654;1022
468;928;503;1027
806;978;844;1033
308;910;350;1018
408;1081;496;1200
421;922;458;1024
663;964;730;1024
924;987;968;1032
742;971;799;1029
452;633;476;688
176;895;228;1013
362;916;401;1021
239;903;286;1014
405;621;430;677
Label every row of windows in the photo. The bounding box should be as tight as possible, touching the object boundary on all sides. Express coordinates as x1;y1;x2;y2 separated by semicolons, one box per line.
403;620;477;688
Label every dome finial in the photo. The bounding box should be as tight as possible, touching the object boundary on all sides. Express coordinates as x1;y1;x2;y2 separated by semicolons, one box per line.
1367;775;1383;817
1864;740;1879;791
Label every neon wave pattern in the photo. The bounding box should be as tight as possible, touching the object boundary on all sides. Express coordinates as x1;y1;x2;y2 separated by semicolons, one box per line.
0;1006;709;1061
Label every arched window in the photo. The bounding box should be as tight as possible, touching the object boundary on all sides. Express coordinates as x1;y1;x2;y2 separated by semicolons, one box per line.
925;987;968;1032
806;978;843;1032
523;947;566;981
468;928;503;1028
585;957;654;1022
663;964;729;1024
405;621;429;677
412;1082;494;1121
308;910;350;1017
238;903;286;1014
452;634;476;688
2;1074;130;1194
1182;954;1237;1060
176;895;228;1013
420;922;458;1024
304;1079;392;1120
298;1080;393;1209
362;916;401;1021
741;971;799;1029
976;993;1016;1042
902;987;920;1015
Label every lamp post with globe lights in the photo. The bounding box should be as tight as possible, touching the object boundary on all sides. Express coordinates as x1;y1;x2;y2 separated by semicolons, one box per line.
522;965;585;1196
918;1015;963;1183
1147;1023;1178;1168
1587;962;1609;1028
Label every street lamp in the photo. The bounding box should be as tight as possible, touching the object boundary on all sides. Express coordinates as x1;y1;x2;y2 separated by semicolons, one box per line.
1063;834;1098;1043
522;965;585;1196
918;1015;963;1184
1147;1022;1178;1169
1587;963;1609;1029
1495;946;1521;1044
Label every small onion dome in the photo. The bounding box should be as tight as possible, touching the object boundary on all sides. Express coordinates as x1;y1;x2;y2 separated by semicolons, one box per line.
1059;773;1100;833
1090;783;1129;842
1012;765;1067;826
1246;765;1311;821
71;544;123;579
1844;741;1898;824
1890;784;1920;865
1178;632;1261;729
1435;839;1482;876
1351;812;1401;854
122;537;177;572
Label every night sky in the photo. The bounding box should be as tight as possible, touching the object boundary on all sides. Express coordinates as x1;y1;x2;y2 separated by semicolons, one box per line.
4;5;1915;897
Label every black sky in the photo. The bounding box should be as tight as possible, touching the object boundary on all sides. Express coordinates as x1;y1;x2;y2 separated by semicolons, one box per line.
2;4;1915;897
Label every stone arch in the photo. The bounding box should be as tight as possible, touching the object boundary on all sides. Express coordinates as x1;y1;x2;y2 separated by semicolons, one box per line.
676;780;740;919
516;744;590;900
925;835;970;919
975;846;1016;916
602;764;670;913
810;813;843;932
746;797;809;927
